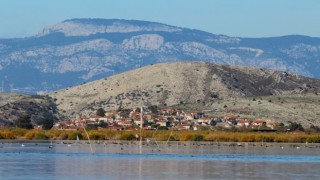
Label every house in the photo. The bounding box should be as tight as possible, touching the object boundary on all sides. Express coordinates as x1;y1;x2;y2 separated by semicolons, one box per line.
252;119;266;127
184;114;194;120
237;119;251;127
117;120;133;127
156;120;167;127
216;122;232;129
143;126;155;130
144;113;157;121
89;115;112;122
89;115;103;121
54;121;68;130
129;111;140;118
266;121;279;129
224;115;237;121
197;117;212;124
175;124;191;130
108;126;124;131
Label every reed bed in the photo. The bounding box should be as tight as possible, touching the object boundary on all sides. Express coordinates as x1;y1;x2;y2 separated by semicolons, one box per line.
1;129;320;143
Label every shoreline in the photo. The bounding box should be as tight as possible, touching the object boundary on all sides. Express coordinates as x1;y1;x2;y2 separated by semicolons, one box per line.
1;139;319;146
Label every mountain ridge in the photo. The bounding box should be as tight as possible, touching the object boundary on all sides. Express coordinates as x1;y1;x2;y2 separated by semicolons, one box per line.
0;18;320;94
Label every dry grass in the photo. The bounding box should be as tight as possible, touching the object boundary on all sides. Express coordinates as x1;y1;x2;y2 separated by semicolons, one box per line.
1;129;320;143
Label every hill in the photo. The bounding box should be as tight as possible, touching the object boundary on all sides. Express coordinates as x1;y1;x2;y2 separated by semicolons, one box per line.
0;18;320;93
174;93;320;127
49;62;320;118
0;93;59;128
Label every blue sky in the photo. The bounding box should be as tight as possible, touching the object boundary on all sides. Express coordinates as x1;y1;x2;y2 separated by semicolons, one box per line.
0;0;319;38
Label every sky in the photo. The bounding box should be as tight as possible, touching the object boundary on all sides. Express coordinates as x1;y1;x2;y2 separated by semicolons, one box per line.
0;0;319;38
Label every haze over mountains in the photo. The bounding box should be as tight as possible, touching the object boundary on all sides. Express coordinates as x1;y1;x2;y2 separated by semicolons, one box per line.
0;18;320;94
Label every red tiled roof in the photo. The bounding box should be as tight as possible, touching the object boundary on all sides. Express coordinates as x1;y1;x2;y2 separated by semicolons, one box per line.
90;115;104;119
254;119;265;124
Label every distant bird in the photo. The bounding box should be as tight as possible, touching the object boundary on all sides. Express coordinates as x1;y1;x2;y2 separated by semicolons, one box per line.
49;145;53;149
21;144;25;147
281;146;284;150
297;146;300;150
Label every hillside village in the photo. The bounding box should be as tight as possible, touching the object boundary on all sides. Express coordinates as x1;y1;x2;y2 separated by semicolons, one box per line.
53;106;289;132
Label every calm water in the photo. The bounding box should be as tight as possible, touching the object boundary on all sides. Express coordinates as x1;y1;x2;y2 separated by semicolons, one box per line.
1;141;320;180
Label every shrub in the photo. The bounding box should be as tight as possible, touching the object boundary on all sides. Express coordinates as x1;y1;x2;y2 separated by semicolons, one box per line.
57;133;68;140
306;135;320;143
190;134;204;141
88;131;105;140
10;128;27;137
119;133;136;140
15;115;33;129
67;131;83;140
24;131;36;140
0;130;15;139
34;132;49;140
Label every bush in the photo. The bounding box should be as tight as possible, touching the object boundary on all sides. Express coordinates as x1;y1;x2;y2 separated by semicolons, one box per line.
119;133;136;140
306;135;320;143
34;132;49;140
190;134;204;141
180;133;192;141
67;131;83;140
15;115;33;129
0;130;15;139
88;131;105;140
158;126;168;130
24;131;36;140
57;133;68;140
10;128;28;137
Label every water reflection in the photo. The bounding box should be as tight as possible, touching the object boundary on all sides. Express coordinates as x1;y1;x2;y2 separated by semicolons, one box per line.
0;142;320;179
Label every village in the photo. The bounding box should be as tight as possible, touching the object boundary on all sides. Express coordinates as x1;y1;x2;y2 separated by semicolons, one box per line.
53;106;287;132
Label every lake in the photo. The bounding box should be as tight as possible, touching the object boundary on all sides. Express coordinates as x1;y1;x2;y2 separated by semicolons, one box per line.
0;141;320;179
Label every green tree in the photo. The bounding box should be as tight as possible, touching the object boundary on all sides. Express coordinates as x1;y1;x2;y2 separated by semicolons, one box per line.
288;122;304;131
210;120;216;126
86;124;98;130
135;107;141;113
96;108;106;117
158;126;168;130
16;115;33;129
42;115;54;130
98;120;108;128
148;105;158;114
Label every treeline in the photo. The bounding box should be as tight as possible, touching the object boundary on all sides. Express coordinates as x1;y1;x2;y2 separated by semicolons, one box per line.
1;129;320;143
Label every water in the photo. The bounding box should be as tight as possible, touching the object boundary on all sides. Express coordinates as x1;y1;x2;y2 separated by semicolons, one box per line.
0;142;320;179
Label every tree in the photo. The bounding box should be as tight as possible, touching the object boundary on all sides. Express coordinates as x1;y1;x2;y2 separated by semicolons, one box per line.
96;108;106;117
158;126;168;130
98;120;108;128
288;122;304;131
42;115;54;130
16;115;33;129
135;107;141;113
148;105;158;114
86;124;98;130
210;120;216;126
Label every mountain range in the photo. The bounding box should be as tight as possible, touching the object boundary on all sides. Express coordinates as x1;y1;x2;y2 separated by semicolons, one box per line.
0;18;320;94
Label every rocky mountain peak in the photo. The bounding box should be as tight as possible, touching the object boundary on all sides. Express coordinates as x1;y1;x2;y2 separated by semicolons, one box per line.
37;19;182;37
